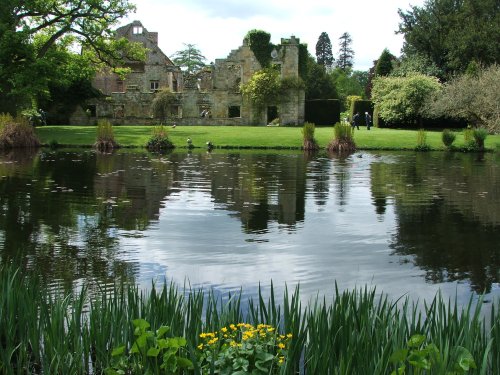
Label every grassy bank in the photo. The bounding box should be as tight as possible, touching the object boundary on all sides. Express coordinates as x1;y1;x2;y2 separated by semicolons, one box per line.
35;125;500;151
1;264;499;374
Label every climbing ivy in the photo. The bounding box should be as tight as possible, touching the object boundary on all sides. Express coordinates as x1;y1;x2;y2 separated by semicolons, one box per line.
244;29;275;68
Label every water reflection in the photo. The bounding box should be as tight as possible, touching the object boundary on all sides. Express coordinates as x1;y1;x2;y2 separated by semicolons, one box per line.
0;149;498;305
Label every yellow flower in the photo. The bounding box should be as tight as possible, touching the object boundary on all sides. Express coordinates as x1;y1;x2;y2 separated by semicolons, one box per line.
286;333;293;339
230;324;237;331
278;343;285;349
279;356;285;364
197;344;204;350
207;337;219;345
221;327;228;333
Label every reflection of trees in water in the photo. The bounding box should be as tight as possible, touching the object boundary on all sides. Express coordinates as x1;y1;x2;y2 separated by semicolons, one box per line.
372;152;500;293
329;154;352;207
305;153;331;207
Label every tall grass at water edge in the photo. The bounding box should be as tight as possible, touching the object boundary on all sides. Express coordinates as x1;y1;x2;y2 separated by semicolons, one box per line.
1;264;499;374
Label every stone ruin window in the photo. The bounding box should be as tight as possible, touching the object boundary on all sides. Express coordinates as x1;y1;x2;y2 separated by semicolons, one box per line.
267;106;278;123
150;80;159;91
114;105;125;118
172;79;178;92
85;105;96;117
116;80;124;92
132;26;143;35
228;106;241;118
170;106;181;118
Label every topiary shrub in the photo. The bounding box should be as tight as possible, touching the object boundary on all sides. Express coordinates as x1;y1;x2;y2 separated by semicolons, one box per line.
326;122;356;153
94;119;118;151
146;125;174;151
302;122;319;151
441;129;456;148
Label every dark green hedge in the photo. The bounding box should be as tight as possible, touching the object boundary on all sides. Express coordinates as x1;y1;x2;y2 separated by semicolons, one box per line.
305;99;340;126
349;100;374;121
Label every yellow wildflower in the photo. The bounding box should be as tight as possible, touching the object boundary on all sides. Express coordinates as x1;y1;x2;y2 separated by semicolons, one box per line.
278;343;285;349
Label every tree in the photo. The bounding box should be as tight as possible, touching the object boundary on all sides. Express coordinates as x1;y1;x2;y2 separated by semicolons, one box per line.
171;43;207;73
240;68;281;109
330;68;365;110
375;49;396;77
397;0;500;76
151;89;178;124
391;53;443;78
304;56;337;100
427;65;500;133
371;74;442;125
0;0;141;114
336;32;354;71
315;32;334;69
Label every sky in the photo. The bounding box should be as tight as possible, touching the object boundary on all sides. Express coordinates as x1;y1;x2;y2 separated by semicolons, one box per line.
121;0;426;71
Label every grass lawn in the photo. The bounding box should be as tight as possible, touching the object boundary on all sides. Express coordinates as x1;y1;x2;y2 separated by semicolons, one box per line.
35;125;500;151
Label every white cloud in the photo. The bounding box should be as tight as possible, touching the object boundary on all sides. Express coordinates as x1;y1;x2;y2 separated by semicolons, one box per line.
122;0;425;70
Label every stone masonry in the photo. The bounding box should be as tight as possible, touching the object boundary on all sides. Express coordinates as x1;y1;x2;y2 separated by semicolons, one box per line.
72;21;305;126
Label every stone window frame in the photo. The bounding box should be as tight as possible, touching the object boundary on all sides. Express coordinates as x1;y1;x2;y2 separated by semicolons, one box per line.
132;26;143;35
150;80;159;91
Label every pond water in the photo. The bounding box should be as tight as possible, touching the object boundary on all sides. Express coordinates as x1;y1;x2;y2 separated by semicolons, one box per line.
0;148;499;308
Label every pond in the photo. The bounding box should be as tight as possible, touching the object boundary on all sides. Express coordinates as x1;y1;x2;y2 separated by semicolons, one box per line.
0;148;499;309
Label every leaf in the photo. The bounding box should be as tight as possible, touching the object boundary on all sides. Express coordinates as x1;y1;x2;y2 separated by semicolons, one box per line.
455;346;476;371
111;345;126;357
256;351;274;362
408;353;430;370
389;349;408;363
156;325;170;338
132;318;150;332
407;334;426;348
176;357;194;369
147;347;160;357
390;365;406;375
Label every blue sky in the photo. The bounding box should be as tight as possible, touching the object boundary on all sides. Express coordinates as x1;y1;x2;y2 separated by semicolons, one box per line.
122;0;425;71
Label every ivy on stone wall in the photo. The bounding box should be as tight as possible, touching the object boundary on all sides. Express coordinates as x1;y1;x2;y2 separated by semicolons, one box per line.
298;43;308;80
244;29;275;68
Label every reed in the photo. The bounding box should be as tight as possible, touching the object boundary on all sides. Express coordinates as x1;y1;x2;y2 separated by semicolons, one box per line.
327;122;356;153
0;264;498;374
94;119;118;151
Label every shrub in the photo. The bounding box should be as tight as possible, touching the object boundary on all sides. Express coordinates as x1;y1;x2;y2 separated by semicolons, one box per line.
0;115;40;149
415;128;430;151
146;125;174;151
473;128;488;151
94;119;118;151
442;129;456;148
326;122;356;153
302;122;319;151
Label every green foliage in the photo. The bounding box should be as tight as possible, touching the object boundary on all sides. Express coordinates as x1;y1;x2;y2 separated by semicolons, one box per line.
170;43;207;73
427;65;500;133
245;30;274;68
473;128;488;150
0;0;141;114
375;48;396;77
305;99;341;126
302;122;319;150
106;319;193;375
0;116;41;149
336;32;354;71
304;56;337;100
197;323;291;374
94;119;118;151
240;68;281;109
146;126;174;151
397;0;500;76
415;128;430;151
391;53;443;78
315;32;334;69
390;334;476;374
151;89;178;124
330;67;366;110
442;129;456;148
327;122;356;153
371;74;442;125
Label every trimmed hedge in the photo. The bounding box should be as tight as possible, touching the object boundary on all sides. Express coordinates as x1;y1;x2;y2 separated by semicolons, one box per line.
349;100;374;122
305;99;340;126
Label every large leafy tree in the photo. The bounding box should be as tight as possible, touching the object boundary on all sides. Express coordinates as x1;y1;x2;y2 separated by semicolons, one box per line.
336;32;354;71
397;0;500;76
171;43;207;73
304;55;337;100
375;49;396;77
315;32;334;69
0;0;140;114
427;65;500;133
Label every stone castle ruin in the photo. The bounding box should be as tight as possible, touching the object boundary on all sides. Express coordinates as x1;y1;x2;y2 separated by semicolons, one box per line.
71;21;305;126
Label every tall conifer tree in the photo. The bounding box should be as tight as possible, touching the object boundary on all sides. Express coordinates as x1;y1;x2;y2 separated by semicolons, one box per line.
337;32;354;71
315;32;334;69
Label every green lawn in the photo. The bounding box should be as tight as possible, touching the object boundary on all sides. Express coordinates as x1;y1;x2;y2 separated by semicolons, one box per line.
35;125;500;151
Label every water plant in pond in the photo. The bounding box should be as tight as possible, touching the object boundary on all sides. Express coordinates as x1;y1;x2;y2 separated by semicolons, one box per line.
0;264;499;374
94;119;118;151
302;122;319;151
442;129;456;149
473;128;488;151
326;122;356;153
415;128;430;151
197;323;291;374
0;113;40;149
106;319;193;375
146;125;174;151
